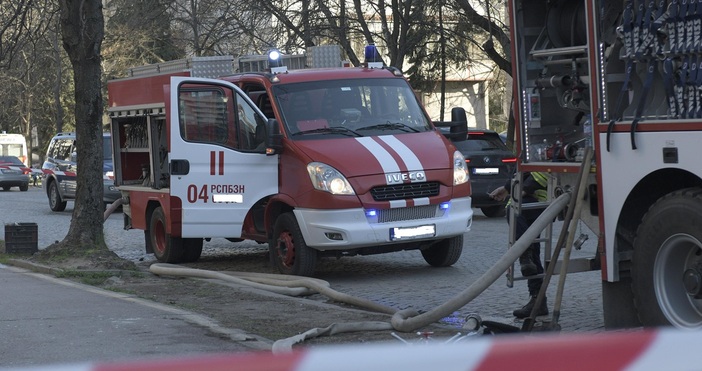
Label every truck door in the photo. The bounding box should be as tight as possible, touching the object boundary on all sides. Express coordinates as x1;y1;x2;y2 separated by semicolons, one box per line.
169;76;278;238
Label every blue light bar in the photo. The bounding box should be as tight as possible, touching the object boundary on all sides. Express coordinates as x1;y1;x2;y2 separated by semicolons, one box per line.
364;44;378;62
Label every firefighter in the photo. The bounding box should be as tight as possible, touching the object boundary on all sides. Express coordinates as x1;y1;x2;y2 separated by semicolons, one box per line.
489;171;549;318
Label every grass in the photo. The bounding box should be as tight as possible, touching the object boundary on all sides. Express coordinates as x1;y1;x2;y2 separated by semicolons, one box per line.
56;270;117;285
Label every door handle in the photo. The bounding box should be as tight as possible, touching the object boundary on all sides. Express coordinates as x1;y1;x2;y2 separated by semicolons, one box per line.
170;159;190;175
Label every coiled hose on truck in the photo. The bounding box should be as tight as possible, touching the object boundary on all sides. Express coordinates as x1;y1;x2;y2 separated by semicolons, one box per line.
149;192;571;353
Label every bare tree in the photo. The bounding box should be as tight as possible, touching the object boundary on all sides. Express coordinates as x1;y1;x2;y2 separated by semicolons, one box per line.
52;0;110;253
0;0;34;67
103;0;184;78
168;0;260;56
0;1;65;162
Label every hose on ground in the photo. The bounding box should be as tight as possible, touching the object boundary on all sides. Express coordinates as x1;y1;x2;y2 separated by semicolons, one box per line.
149;192;570;351
390;192;571;332
149;263;396;314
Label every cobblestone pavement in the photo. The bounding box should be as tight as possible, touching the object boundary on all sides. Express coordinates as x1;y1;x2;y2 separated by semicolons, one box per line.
2;187;604;333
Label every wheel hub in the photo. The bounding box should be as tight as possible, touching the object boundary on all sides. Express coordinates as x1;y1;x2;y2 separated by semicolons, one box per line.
684;264;702;298
277;232;295;267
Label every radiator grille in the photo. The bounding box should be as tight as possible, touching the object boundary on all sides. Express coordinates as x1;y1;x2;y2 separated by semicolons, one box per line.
376;205;439;223
370;182;440;201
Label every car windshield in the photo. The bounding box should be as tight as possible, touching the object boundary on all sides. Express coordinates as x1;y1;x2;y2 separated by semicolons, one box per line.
272;78;431;139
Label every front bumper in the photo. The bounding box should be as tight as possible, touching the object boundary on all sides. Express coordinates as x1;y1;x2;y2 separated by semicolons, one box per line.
294;196;473;251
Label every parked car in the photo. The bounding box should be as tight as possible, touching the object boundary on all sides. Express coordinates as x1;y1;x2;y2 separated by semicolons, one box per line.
42;132;120;211
441;129;516;217
0;156;30;191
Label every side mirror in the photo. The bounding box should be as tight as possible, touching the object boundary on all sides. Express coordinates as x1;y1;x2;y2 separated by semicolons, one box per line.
265;118;283;155
433;107;468;141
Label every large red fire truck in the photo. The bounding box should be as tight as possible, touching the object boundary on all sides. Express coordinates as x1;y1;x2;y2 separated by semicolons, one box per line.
106;48;473;276
508;0;702;328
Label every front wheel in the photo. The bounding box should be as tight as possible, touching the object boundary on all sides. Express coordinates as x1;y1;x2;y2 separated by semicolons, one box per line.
149;206;185;263
269;212;317;276
48;181;67;211
632;188;702;328
421;235;463;267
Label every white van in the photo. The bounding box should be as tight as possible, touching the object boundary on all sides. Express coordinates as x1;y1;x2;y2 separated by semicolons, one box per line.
0;133;28;166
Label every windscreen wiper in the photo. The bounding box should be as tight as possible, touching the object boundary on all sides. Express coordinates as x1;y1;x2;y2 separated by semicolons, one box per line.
356;122;420;133
291;126;362;137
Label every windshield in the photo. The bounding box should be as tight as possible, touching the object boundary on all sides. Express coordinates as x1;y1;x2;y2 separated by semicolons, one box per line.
272;78;431;138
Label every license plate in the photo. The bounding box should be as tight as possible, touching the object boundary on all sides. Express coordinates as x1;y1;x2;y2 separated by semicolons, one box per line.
473;167;499;175
390;224;436;241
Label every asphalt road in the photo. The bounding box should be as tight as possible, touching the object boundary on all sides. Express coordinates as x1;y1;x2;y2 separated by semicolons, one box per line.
0;186;605;335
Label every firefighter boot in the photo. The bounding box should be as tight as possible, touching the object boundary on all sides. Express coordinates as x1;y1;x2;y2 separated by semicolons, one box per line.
513;296;548;319
518;252;538;277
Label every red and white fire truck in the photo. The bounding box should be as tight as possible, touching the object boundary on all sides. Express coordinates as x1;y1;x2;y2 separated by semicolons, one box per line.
106;48;473;276
508;0;702;328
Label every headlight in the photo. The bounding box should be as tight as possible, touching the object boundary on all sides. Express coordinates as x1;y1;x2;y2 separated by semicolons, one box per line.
307;162;355;195
453;150;469;185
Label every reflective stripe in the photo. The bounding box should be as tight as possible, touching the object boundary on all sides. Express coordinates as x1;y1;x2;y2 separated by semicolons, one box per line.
531;172;548;187
534;189;548;202
531;172;548;202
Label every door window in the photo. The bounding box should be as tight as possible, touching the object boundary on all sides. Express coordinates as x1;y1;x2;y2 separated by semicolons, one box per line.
178;86;265;151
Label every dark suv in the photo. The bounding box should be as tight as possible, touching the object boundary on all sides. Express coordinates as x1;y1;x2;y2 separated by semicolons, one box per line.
42;132;120;211
443;129;516;217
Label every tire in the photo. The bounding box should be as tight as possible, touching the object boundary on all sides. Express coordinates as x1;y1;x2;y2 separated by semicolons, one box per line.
19;184;28;192
481;205;506;218
182;238;204;262
48;181;67;212
632;188;702;328
2;186;9;191
269;212;317;276
421;235;463;267
149;206;185;263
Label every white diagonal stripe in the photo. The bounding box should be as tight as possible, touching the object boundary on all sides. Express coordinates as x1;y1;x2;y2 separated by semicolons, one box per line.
378;135;423;171
355;137;400;176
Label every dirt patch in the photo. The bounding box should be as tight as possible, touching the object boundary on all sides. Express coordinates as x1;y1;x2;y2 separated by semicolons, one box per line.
8;248;465;351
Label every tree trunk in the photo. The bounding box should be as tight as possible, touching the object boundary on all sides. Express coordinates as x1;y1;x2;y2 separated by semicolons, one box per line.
57;0;107;251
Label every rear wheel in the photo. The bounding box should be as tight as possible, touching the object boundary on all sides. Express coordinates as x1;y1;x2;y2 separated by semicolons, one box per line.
182;238;204;262
149;206;185;263
632;188;702;328
19;184;28;192
481;205;506;218
270;212;317;276
421;235;463;267
48;181;67;211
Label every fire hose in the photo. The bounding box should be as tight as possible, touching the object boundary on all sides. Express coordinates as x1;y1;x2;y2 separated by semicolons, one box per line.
148;192;571;352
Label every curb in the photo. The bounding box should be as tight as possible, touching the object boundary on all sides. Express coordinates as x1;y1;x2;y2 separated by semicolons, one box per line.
2;258;274;351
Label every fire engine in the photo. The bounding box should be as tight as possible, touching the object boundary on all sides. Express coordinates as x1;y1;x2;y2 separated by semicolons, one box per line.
106;46;473;276
508;0;702;329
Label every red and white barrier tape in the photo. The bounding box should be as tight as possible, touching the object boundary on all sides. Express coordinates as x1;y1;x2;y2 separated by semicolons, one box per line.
18;329;702;371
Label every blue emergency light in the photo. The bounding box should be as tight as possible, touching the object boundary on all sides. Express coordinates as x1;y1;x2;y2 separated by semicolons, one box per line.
364;44;383;69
